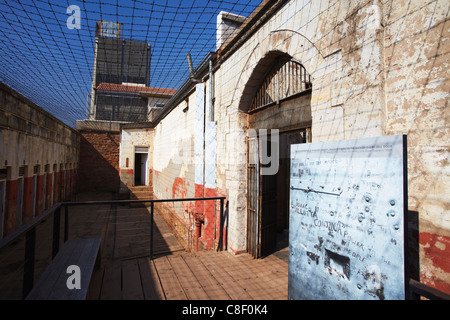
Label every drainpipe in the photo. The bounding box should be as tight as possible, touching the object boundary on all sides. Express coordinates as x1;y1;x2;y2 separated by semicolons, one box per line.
209;56;217;249
186;53;201;83
209;58;214;122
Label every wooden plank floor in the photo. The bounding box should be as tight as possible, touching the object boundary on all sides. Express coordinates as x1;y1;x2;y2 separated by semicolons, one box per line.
70;193;289;300
89;251;288;300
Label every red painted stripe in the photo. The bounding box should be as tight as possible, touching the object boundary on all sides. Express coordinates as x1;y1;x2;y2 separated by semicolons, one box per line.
22;177;33;224
4;180;18;236
35;175;45;216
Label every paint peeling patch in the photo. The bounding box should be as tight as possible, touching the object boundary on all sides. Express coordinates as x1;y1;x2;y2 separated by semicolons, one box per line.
422;278;450;296
194;183;205;216
435;241;446;251
172;177;188;199
421;232;450;274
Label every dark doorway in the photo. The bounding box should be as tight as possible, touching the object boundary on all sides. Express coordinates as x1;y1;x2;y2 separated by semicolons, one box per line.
134;153;142;186
247;129;310;259
134;149;149;186
244;55;313;259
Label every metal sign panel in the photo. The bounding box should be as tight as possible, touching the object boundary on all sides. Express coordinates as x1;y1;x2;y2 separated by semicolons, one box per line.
288;135;407;300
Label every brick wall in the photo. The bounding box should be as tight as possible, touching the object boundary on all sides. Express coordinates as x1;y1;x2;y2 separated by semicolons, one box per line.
78;130;120;192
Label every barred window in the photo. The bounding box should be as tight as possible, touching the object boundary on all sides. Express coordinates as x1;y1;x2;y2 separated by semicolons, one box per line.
250;60;311;112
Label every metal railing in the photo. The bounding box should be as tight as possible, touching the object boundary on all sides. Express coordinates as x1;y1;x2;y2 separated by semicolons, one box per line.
64;197;228;259
0;195;448;300
409;279;450;300
0;196;227;299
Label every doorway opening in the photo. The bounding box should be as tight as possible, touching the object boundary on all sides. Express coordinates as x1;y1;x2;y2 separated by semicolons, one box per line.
134;147;149;186
247;129;310;259
244;56;313;259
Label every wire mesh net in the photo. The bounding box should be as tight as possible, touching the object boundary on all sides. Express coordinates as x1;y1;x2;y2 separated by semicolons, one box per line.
0;0;262;128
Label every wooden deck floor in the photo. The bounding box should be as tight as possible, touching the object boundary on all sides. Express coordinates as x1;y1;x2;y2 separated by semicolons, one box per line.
0;192;288;300
88;250;288;300
67;193;289;300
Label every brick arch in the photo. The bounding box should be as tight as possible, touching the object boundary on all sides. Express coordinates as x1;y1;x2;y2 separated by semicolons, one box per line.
233;29;324;113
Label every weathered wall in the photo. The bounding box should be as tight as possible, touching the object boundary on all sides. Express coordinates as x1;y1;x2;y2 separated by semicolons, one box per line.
152;88;197;250
147;0;449;293
382;0;450;293
0;82;79;237
212;0;449;292
119;127;154;190
152;82;223;251
153;93;196;201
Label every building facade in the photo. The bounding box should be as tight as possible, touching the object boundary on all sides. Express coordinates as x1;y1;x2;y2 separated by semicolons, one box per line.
0;0;447;298
118;0;449;294
76;21;176;193
88;20;152;123
0;82;80;238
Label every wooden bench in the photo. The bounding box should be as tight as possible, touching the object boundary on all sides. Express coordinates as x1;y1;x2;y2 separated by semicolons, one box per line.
26;238;101;300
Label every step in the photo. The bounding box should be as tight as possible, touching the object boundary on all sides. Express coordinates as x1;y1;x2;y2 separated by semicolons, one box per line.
130;189;153;195
130;187;153;207
130;187;153;196
130;194;153;200
130;188;153;193
130;186;152;190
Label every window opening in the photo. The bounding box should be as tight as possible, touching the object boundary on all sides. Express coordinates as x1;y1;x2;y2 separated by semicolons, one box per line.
250;60;311;112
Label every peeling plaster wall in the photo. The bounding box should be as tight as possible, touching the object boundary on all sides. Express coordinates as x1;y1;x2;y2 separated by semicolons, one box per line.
153;92;196;202
148;0;449;292
212;0;449;292
151;78;223;251
152;84;203;250
382;0;450;292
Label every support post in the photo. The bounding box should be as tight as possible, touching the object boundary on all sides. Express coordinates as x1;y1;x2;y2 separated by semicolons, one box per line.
22;228;36;299
64;205;69;242
150;201;154;260
218;198;224;251
52;207;61;259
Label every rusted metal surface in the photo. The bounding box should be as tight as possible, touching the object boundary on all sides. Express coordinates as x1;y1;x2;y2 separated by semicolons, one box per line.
289;135;408;300
247;135;259;258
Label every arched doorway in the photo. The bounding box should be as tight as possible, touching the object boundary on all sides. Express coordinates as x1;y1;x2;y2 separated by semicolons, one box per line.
245;54;313;258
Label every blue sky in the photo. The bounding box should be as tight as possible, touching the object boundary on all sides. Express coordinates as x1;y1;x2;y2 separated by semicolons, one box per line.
0;0;261;127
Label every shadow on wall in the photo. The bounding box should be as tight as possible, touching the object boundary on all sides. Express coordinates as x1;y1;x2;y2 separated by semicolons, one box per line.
77;131;120;193
408;210;420;282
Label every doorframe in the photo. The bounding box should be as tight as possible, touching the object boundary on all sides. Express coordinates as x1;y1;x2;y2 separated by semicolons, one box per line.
134;146;149;186
246;127;311;259
246;133;260;258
